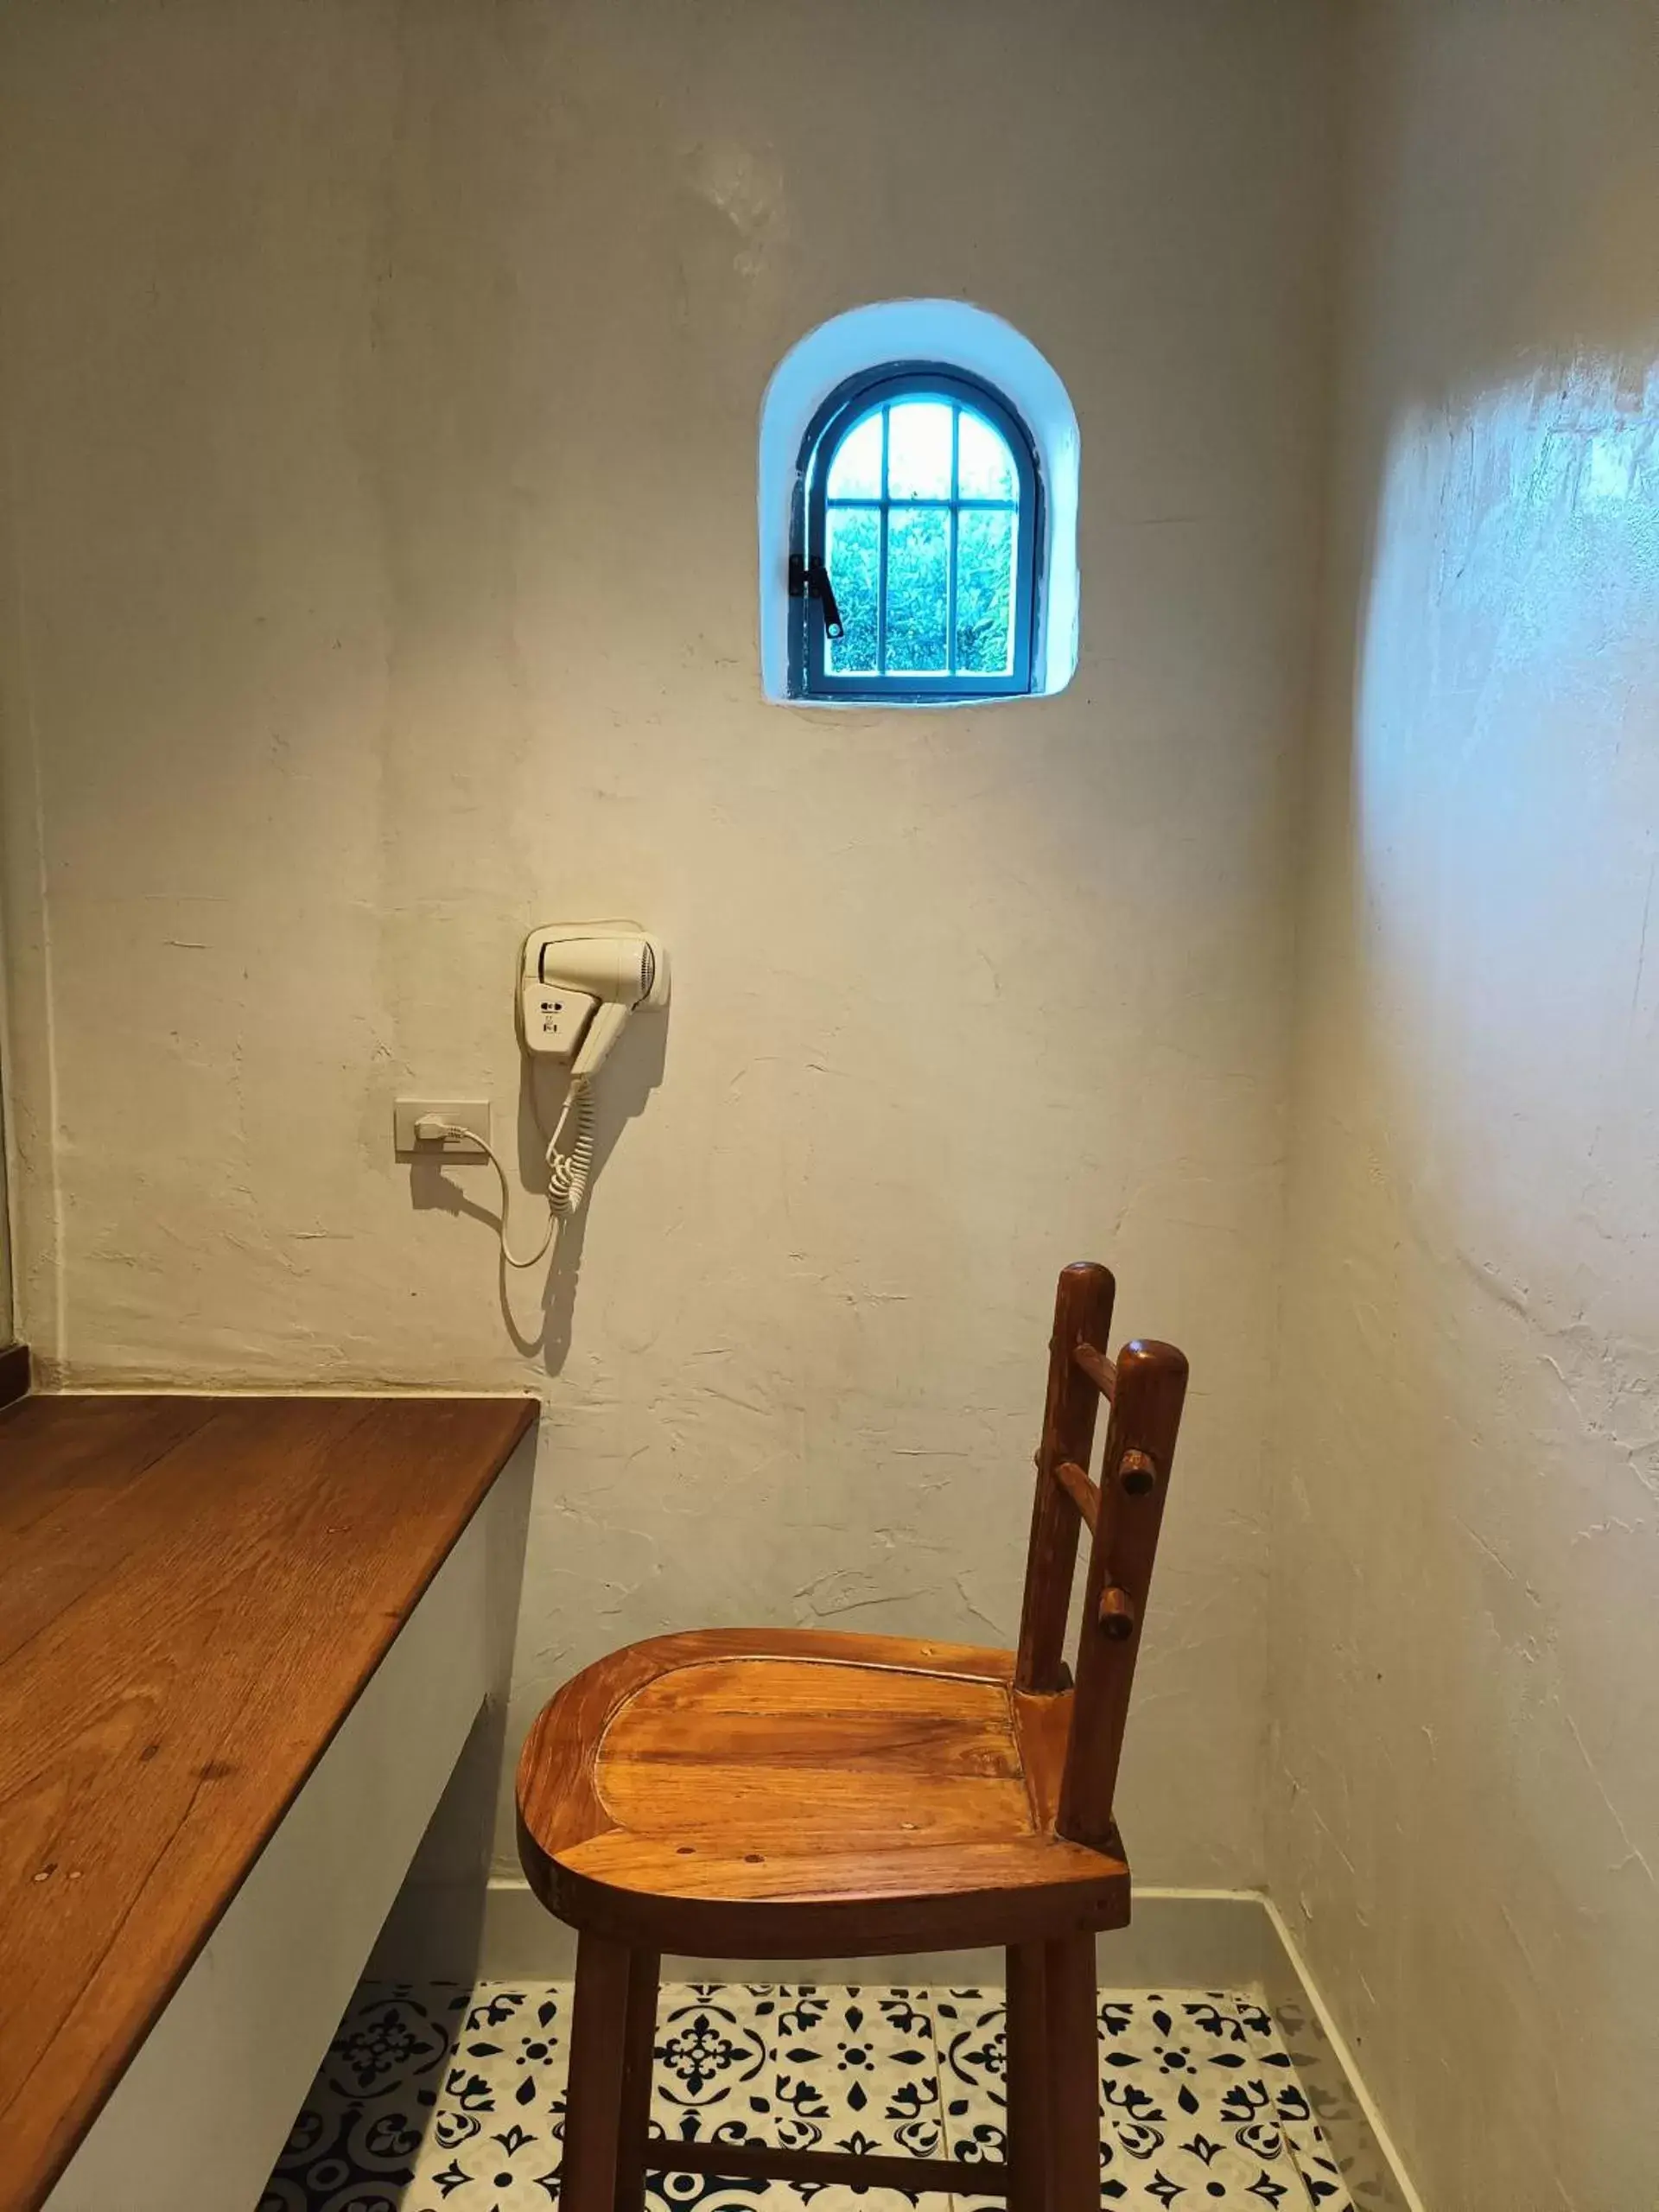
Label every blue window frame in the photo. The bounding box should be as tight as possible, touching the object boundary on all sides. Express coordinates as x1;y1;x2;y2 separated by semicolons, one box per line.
790;365;1041;702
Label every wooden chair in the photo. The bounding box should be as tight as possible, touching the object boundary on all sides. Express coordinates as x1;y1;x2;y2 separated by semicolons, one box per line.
515;1261;1189;2212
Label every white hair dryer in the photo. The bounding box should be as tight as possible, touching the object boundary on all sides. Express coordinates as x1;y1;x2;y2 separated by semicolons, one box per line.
420;921;670;1271
518;922;671;1079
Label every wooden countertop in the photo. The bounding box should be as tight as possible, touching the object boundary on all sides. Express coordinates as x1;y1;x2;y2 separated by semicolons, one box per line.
0;1391;537;2212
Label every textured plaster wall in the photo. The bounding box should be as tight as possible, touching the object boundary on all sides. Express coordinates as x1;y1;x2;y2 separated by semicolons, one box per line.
0;2;1337;1888
1273;3;1659;2205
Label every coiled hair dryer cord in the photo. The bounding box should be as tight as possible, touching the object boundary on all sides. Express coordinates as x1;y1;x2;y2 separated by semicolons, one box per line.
418;1077;594;1269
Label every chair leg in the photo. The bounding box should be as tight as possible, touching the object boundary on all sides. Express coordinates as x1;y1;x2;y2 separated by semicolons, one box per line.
1005;1943;1050;2212
562;1933;634;2212
1042;1933;1100;2212
613;1948;661;2212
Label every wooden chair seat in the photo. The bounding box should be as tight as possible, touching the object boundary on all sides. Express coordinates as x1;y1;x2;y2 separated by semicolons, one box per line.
515;1626;1130;1957
516;1264;1189;2212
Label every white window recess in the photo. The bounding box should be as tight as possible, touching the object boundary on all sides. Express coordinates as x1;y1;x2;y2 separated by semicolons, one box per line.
759;300;1081;706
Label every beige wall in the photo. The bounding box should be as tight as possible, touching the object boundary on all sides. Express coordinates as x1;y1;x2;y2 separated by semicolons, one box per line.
0;0;1337;1888
1274;3;1659;2205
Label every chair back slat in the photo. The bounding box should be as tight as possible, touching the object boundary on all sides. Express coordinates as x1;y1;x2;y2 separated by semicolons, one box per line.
1057;1337;1188;1848
1071;1343;1117;1399
1052;1459;1101;1532
1014;1262;1116;1694
1015;1262;1190;1848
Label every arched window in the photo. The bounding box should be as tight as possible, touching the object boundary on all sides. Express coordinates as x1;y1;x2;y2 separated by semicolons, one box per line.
790;366;1041;702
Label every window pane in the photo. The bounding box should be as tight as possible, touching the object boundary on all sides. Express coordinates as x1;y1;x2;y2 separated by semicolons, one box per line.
886;400;953;499
824;505;880;674
955;508;1017;675
826;411;882;499
886;505;950;673
957;408;1017;501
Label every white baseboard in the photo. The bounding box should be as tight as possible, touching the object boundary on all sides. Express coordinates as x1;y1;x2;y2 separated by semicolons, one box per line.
376;1876;1419;2212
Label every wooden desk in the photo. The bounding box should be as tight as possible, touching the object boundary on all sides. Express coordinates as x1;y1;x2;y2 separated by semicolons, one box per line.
0;1392;536;2212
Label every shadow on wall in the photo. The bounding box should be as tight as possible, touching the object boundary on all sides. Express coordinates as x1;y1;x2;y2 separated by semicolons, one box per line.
1272;9;1659;2208
409;1002;671;1374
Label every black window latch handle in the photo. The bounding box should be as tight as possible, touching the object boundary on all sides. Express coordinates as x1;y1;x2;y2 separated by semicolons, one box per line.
789;551;843;639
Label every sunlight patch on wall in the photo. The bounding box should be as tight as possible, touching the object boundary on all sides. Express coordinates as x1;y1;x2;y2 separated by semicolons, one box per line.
1351;359;1659;1351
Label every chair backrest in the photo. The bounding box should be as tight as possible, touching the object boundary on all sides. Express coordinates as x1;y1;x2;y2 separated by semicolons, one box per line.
1014;1261;1189;1850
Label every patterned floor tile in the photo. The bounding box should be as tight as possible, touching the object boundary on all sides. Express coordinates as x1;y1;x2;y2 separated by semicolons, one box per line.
935;1986;1356;2210
764;1986;943;2159
259;1982;474;2211
931;1986;1008;2186
410;1983;569;2208
649;1980;781;2212
1236;1994;1351;2209
264;1980;1352;2212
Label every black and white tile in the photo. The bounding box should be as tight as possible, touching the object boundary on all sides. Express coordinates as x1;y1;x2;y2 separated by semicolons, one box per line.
262;1982;1353;2212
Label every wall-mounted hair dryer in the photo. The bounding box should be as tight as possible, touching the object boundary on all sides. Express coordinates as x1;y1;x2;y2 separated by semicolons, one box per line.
417;920;670;1272
518;922;671;1080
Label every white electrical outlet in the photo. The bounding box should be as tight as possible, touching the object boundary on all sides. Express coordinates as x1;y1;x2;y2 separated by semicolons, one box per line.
393;1098;492;1158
